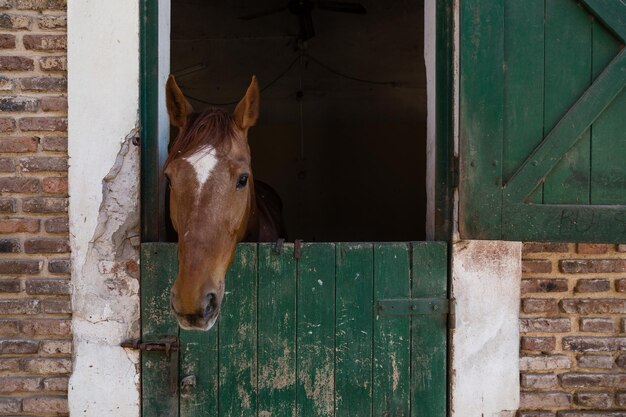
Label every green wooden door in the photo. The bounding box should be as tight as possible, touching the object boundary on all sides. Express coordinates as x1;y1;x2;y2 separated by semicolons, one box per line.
140;242;447;417
460;0;626;242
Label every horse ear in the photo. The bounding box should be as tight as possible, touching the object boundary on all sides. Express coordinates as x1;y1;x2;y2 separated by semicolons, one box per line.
234;75;260;131
166;75;193;128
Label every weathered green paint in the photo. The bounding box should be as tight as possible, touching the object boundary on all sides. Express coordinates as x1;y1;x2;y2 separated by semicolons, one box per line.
219;244;257;417
461;0;626;242
141;242;447;417
258;243;297;417
373;243;411;417
335;243;373;417
141;243;179;417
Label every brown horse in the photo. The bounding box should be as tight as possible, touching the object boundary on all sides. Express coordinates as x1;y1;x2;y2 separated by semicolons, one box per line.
164;75;285;330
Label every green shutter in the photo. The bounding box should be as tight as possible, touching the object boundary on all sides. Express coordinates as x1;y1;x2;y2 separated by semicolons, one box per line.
460;0;626;243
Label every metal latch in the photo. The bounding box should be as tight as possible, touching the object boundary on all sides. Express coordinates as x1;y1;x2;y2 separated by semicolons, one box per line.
375;298;449;316
121;336;179;394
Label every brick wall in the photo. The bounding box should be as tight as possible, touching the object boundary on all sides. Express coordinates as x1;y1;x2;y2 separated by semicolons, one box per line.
0;0;69;416
519;243;626;417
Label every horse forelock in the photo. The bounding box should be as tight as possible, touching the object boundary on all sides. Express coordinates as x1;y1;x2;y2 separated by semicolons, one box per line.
164;107;236;170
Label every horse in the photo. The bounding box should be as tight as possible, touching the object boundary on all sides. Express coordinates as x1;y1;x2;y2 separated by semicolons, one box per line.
164;75;285;331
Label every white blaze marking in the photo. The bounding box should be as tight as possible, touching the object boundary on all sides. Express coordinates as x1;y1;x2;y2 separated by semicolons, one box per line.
184;145;218;187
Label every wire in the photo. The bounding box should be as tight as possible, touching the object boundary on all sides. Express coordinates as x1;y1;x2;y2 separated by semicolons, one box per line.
302;52;398;87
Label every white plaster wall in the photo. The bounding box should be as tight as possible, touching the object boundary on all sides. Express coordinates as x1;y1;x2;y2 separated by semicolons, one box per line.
67;1;141;416
450;240;522;417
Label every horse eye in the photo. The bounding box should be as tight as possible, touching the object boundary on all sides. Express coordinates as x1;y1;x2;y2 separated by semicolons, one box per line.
236;173;249;190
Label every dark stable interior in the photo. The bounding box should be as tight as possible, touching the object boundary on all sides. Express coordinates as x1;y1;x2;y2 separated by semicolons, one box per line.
170;0;427;242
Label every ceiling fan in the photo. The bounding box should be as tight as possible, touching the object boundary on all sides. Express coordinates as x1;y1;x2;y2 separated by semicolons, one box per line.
240;0;367;41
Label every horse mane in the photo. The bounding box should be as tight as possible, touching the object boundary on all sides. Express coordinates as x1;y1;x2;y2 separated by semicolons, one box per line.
164;107;235;169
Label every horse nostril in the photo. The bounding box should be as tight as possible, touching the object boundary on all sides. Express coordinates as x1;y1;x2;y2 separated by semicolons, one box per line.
204;292;217;319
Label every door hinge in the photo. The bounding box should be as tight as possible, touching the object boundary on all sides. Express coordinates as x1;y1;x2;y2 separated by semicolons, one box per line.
375;298;449;316
121;336;179;395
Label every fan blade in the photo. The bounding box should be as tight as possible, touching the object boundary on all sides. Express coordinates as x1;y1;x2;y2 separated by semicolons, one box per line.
239;5;288;20
298;12;315;41
316;1;366;14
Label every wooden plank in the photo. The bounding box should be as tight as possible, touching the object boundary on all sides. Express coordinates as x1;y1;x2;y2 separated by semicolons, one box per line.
258;242;297;417
580;0;626;42
373;243;411;417
334;243;373;417
179;327;218;417
503;203;626;243
141;243;179;417
297;243;336;417
410;243;447;417
591;20;626;205
542;0;592;204
218;244;258;417
459;0;505;239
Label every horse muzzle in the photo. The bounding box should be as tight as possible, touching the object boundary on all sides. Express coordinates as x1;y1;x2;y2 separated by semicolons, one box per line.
171;291;221;331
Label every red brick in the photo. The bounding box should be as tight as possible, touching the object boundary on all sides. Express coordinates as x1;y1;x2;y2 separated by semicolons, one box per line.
25;278;69;295
522;298;559;314
19;117;67;132
43;376;68;391
521;373;558;389
23;395;68;414
0;319;19;336
557;411;626;417
0;177;41;193
523;242;570;254
617;392;626;407
522;336;556;352
0;55;34;71
577;354;615;369
0;340;39;354
520;391;572;408
577;243;609;254
39;55;66;71
20;319;71;336
20;76;66;91
518;413;556;417
0;75;15;90
522;279;568;293
0;136;38;152
560;299;626;314
0;157;15;171
38;15;66;29
619;354;626;368
44;216;68;232
41;298;70;314
575;278;611;293
40;95;66;111
563;337;626;352
20;156;67;172
0;376;42;393
521;318;572;333
0;13;32;29
42;177;67;194
0;238;20;252
0;117;16;132
16;0;67;10
560;259;626;274
0;258;41;274
520;354;572;371
48;258;69;273
22;357;71;374
0;0;11;7
22;197;67;213
0;398;21;414
580;318;614;333
617;279;626;293
0;278;20;292
23;34;66;51
523;259;553;273
0;218;40;233
0;298;40;314
0;357;20;372
24;238;69;253
0;96;38;112
0;33;15;48
0;197;16;212
559;372;626;388
41;136;66;151
574;391;612;408
39;339;70;355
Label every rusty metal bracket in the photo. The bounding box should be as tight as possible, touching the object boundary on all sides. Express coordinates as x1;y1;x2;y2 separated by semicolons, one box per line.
274;238;285;255
294;239;303;259
121;335;179;395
